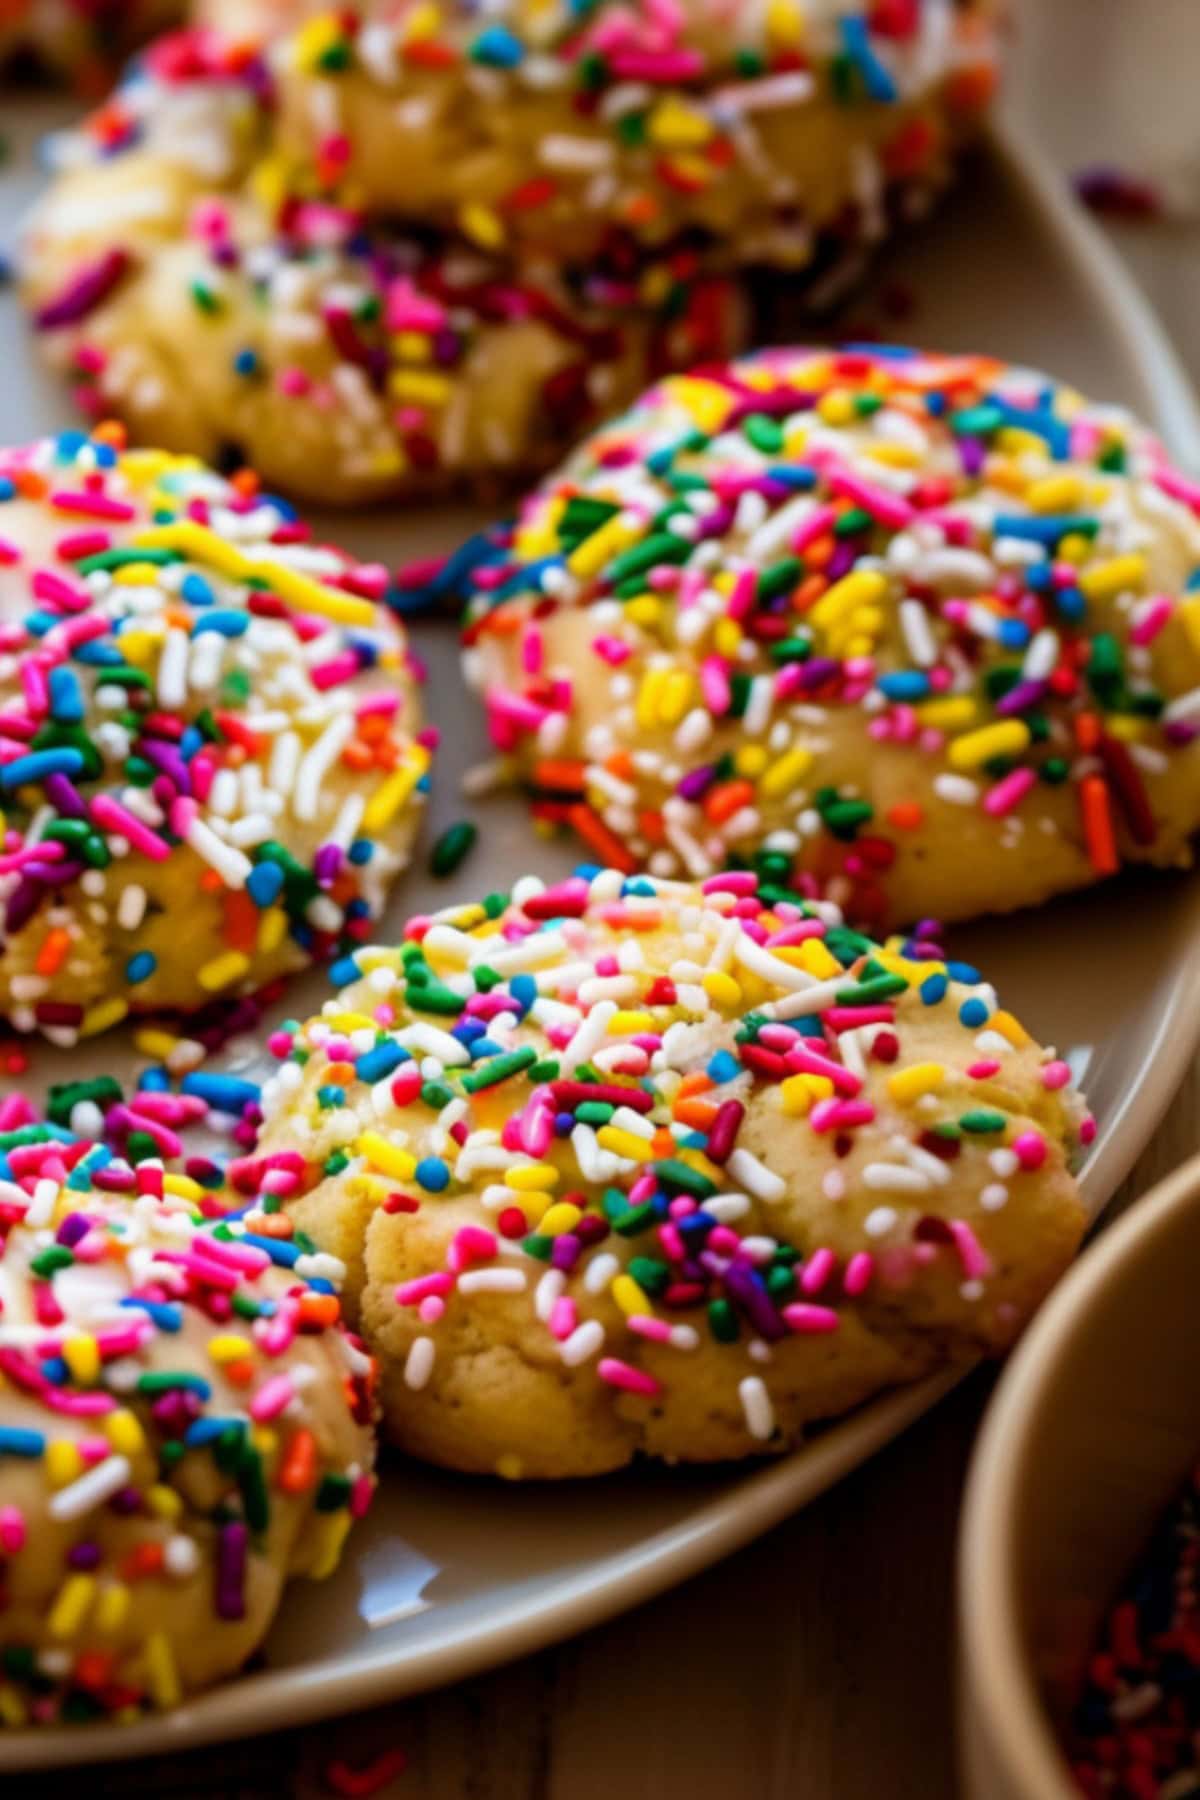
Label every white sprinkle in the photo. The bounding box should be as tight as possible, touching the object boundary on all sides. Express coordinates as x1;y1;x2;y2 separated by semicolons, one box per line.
457;1269;528;1295
404;1336;435;1391
157;628;188;709
980;1184;1009;1211
185;817;252;888
560;1319;606;1367
863;1206;900;1237
726;1147;786;1202
739;1376;775;1442
48;1455;133;1522
535;1269;565;1322
862;1163;932;1195
584;1251;621;1295
933;773;980;806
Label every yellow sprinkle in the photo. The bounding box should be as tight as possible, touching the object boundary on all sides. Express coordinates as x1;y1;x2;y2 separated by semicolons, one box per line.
80;997;129;1039
459;201;505;250
887;1062;946;1105
504;1164;559;1191
112;629;158;666
567;514;641;580
760;745;814;798
45;1440;83;1489
612;1273;650;1317
361;748;428;832
780;1073;834;1115
132;523;378;627
147;1484;183;1521
766;0;805;47
252;1426;277;1458
324;1010;377;1033
947;720;1032;771
538;1202;583;1237
1180;596;1200;655
734;744;768;779
636;667;669;732
794;939;841;981
134;1027;182;1061
0;1686;27;1728
197;949;251;993
608;1010;655;1034
811;569;888;630
659;667;693;726
988;1009;1032;1049
624;595;662;630
596;1126;653;1163
712;616;742;659
1105;715;1146;743
816;389;856;427
308;1509;352;1581
1079;553;1147;601
1027;473;1084;513
105;1410;145;1458
163;1173;205;1200
49;1574;95;1640
393;330;433;364
918;695;979;732
208;1334;255;1365
112;561;177;587
388;368;454;408
701;969;742;1009
59;1333;99;1387
144;1632;181;1710
659;375;736;435
95;1581;132;1636
647;95;713;149
357;1132;417;1182
996;426;1046;457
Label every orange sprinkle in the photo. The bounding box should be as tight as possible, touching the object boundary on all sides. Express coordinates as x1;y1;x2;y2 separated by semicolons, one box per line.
704;779;754;825
651;1127;676;1158
676;1071;714;1099
637;809;667;845
223;891;259;955
605;749;637;782
532;759;587;791
230;467;260;499
121;1543;164;1582
34;926;72;978
1074;712;1103;755
224;1358;256;1388
792;573;828;613
674;1098;719;1131
278;1428;318;1495
342;740;375;772
93;419;128;449
198;868;224;894
298;1293;341;1329
74;1651;116;1690
1079;775;1119;875
566;804;637;873
885;801;925;831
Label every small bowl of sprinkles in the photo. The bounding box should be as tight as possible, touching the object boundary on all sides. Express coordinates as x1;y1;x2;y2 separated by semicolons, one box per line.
959;1153;1200;1800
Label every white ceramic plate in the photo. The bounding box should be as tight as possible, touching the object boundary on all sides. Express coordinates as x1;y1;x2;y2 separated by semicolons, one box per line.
1;102;1200;1770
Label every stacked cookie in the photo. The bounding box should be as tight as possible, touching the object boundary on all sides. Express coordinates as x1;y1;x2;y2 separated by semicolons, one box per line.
21;1;1000;502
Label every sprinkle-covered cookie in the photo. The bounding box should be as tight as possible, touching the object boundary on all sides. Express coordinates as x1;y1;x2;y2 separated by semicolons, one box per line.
0;1140;375;1726
199;0;999;272
459;346;1200;926
0;430;430;1042
254;866;1090;1478
20;31;744;504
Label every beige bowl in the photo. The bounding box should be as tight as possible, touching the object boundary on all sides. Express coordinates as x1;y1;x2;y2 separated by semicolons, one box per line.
959;1152;1200;1800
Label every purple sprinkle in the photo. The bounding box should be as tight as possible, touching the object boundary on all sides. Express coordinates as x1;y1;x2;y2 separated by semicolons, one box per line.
43;772;89;820
995;678;1047;717
216;1522;248;1622
724;1260;788;1341
34;248;131;330
67;1541;103;1571
314;844;342;886
56;1213;91;1248
678;764;718;802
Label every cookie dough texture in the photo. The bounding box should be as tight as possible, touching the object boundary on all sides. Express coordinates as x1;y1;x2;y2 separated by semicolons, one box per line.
19;32;744;506
21;0;999;505
255;868;1090;1478
460;346;1200;928
0;1170;375;1724
0;431;428;1042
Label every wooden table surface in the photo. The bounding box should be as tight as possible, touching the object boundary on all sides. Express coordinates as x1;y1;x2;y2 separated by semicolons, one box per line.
23;1066;1197;1800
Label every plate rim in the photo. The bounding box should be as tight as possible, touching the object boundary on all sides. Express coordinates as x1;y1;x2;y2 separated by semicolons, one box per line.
3;115;1200;1772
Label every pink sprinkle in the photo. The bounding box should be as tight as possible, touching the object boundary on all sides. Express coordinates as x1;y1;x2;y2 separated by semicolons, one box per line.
827;461;915;528
450;1225;498;1271
1041;1060;1071;1091
549;1296;577;1341
800;1247;836;1295
1131;596;1174;646
395;1273;454;1306
790;502;839;552
250;1374;296;1422
90;794;172;861
310;650;361;690
627;1314;673;1345
32;568;91;613
1013;1130;1048;1170
49;490;135;522
1155;464;1200;513
809;1098;877;1133
55;529;111;560
782;1304;840;1334
597;1357;663;1397
967;1060;1002;1079
0;1506;26;1553
948;1220;993;1281
418;1295;445;1325
521;629;543;675
700;655;731;713
701;871;758;895
842;1251;874;1297
984;767;1037;818
0;538;21;565
591;634;633;666
785;1046;862;1096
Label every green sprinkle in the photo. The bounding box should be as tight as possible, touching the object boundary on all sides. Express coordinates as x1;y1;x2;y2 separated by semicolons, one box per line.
653;1159;717;1198
958;1109;1008;1134
430;820;477;879
460;1046;538;1092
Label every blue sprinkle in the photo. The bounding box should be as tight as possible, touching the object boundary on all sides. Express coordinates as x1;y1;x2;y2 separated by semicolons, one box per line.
959;997;990;1028
137;1067;171;1092
996;619;1031;649
471;21;524;65
0;477;15;502
47;665;85;723
125;951;157;984
992;514;1096;545
181;1071;262;1113
0;1427;45;1457
509;973;537;1014
920;972;949;1005
0;747;86;787
348;839;374;866
452;1018;487;1045
247;862;285;908
184;1417;237;1447
946;961;982;984
233;348;260;377
191;610;250;638
706;1049;741;1085
328;955;362;988
120;1296;183;1331
238;1233;300;1268
355;1040;408;1084
838;16;897;100
41;1358;68;1385
877;671;930;702
415;1157;450;1193
181;571;216;607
